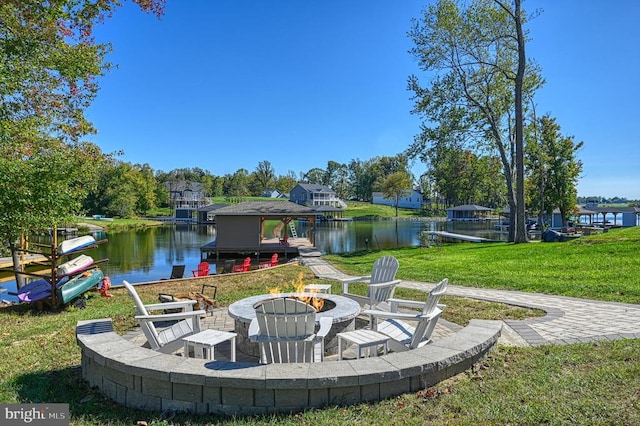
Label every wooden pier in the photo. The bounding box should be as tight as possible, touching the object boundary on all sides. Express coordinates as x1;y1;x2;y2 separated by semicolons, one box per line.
425;231;500;243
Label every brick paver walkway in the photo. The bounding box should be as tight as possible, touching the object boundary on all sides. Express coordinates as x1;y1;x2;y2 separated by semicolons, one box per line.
303;257;640;346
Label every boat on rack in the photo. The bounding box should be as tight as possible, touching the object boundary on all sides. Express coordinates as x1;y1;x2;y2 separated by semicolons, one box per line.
58;235;96;254
56;268;104;304
17;268;104;304
17;277;68;303
58;254;94;276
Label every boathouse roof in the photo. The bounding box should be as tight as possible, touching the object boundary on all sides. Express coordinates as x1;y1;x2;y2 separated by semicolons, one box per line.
447;204;493;211
213;201;316;216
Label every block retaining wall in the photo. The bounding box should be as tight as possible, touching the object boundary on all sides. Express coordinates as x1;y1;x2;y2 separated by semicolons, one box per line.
76;318;501;415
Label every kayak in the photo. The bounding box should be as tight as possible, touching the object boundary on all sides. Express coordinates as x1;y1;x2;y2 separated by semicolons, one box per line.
58;235;96;255
58;254;94;276
17;277;68;303
57;268;104;304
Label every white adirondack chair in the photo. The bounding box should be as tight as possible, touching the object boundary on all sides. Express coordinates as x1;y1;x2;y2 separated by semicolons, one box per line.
123;280;206;354
363;278;448;352
340;255;400;309
248;297;332;363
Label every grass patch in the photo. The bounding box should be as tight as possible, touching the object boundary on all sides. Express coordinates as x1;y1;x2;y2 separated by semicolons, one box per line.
76;217;164;232
342;201;429;218
325;226;640;304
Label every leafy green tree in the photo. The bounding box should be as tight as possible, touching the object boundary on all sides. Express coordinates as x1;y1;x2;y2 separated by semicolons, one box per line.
209;175;224;198
275;171;298;195
348;158;377;201
0;140;104;245
0;0;163;278
154;180;170;208
251;161;276;195
224;169;250;198
332;163;350;200
302;168;326;185
527;115;583;227
88;161;143;218
323;161;342;186
133;163;158;213
407;0;542;242
381;172;413;217
345;155;411;202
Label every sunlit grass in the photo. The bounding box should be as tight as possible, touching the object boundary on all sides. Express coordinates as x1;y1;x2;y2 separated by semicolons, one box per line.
325;226;640;304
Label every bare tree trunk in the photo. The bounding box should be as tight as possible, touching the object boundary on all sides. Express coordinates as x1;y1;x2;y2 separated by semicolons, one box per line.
505;177;517;242
513;0;528;243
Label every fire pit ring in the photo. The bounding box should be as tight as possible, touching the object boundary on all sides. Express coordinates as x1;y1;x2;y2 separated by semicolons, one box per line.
228;292;361;357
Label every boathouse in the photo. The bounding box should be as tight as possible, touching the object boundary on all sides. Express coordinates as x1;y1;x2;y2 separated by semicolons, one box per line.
447;204;493;220
200;201;317;261
588;206;640;227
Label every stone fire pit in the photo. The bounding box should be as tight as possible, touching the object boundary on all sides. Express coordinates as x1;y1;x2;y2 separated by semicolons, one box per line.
227;292;361;357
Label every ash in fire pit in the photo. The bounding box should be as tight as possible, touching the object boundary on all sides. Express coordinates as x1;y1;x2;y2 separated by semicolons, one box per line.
229;292;360;357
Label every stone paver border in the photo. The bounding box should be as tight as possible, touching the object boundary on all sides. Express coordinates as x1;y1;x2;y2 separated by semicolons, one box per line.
76;317;501;415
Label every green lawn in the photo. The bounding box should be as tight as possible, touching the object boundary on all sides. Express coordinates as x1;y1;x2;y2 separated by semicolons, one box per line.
325;226;640;304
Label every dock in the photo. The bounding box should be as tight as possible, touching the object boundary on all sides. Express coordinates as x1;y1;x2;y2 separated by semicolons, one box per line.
0;254;49;269
425;231;499;243
200;237;314;262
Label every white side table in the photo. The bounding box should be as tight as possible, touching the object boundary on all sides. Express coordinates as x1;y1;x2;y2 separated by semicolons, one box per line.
303;284;332;294
182;329;237;362
337;329;390;360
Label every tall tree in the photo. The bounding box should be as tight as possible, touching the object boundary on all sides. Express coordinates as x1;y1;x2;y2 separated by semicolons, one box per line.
224;169;250;198
527;115;583;227
332;163;350;200
324;160;346;189
133;163;158;214
302;168;326;185
252;160;276;194
407;0;542;242
347;158;379;202
381;172;413;217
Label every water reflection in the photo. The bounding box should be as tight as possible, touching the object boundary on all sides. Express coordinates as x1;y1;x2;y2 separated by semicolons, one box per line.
1;219;506;301
308;220;430;253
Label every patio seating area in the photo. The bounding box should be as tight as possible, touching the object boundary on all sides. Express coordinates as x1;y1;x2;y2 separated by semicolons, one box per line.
77;314;501;414
121;304;459;363
75;255;502;414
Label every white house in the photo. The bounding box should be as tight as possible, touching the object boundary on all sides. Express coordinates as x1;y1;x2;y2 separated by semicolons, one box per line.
372;190;424;210
261;189;284;198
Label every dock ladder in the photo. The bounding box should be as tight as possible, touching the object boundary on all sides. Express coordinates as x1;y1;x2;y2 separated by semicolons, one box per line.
288;221;298;239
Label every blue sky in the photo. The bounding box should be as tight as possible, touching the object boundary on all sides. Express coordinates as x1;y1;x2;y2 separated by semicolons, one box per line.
87;0;639;200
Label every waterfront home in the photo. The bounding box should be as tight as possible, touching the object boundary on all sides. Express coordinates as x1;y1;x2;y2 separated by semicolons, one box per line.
371;189;425;210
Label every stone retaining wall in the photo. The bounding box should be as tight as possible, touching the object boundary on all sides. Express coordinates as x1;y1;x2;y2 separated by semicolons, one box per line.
76;318;501;415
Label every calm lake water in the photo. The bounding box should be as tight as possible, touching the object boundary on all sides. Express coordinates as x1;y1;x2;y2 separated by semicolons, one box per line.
0;219;506;302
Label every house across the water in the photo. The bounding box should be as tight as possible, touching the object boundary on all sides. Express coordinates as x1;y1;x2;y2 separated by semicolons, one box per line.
371;189;425;210
289;183;347;221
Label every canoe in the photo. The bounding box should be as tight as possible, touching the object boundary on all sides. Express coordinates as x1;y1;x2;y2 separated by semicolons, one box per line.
17;277;68;303
56;268;104;304
58;254;94;276
58;235;96;255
